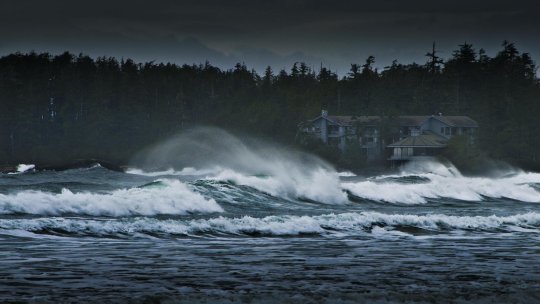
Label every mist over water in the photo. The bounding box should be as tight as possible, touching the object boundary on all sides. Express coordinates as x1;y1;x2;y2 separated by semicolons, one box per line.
132;127;347;204
1;127;540;302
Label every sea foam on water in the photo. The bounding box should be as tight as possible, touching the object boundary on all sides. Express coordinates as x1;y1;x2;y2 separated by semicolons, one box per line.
0;179;222;216
130;128;540;206
2;211;540;238
342;160;540;204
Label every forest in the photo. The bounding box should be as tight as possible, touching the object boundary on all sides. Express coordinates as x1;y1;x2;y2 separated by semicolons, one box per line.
0;41;539;171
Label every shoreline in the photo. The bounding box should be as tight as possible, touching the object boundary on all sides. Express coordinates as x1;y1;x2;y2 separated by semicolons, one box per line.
0;159;127;174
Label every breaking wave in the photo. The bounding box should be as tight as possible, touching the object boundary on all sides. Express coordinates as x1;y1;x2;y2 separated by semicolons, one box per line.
5;164;36;175
129;167;347;204
16;164;35;173
343;161;540;204
209;167;347;204
128;160;540;206
131;127;348;204
128;128;540;205
126;167;219;177
2;211;540;238
0;179;223;216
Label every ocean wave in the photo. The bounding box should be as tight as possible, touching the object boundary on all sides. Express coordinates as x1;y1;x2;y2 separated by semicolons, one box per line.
128;159;540;206
2;212;539;238
16;164;35;173
210;167;348;204
126;167;219;177
342;162;540;204
0;179;223;216
337;171;356;177
5;164;36;175
130;128;349;204
129;166;349;204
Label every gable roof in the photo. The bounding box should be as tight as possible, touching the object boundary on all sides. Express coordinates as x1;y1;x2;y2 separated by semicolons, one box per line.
328;115;380;126
311;115;381;126
431;115;479;127
396;116;429;126
309;114;478;128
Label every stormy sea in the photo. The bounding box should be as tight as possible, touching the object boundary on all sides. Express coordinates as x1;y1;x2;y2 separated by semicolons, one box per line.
1;130;540;303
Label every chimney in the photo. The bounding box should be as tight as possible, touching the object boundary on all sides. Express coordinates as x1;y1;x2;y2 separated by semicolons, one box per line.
321;109;328;118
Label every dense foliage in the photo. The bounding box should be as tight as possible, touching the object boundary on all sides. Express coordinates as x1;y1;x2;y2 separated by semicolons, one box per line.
0;41;538;169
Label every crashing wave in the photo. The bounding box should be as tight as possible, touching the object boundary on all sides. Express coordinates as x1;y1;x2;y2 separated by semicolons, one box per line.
342;161;540;204
130;127;349;204
6;164;36;175
210;167;348;204
126;167;219;177
0;179;223;216
17;164;36;173
129;166;348;204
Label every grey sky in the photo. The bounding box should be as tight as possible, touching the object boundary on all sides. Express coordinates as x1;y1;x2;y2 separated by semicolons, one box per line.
1;0;539;74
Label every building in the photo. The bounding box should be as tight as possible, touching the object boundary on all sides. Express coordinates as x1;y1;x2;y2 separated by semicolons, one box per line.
299;110;478;162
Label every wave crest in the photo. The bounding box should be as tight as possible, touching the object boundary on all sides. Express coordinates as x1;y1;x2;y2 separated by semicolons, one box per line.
0;179;223;216
343;162;540;204
2;212;540;238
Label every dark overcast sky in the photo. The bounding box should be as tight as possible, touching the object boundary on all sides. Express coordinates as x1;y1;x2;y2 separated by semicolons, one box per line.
1;0;539;74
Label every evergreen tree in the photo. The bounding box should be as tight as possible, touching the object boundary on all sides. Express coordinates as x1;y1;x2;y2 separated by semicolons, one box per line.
0;42;539;170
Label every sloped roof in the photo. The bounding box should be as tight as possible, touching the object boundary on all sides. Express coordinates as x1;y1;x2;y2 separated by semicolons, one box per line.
432;116;479;127
327;115;381;126
311;115;381;126
387;132;448;148
396;116;428;126
310;114;478;128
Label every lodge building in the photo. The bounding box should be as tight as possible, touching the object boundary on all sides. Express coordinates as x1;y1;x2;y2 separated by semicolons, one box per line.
299;110;478;162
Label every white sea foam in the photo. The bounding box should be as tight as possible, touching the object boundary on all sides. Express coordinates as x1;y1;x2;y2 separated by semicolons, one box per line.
131;128;539;205
126;167;219;177
211;167;348;204
0;179;223;216
1;212;539;237
6;164;36;175
128;165;348;204
504;171;540;184
131;128;348;204
17;164;35;172
343;161;540;204
338;171;356;177
130;160;540;205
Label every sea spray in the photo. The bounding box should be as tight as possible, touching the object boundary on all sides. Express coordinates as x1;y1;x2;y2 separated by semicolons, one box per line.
131;127;348;204
209;167;347;204
17;164;35;173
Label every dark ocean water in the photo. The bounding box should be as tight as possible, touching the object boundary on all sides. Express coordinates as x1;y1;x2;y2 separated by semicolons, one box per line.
1;162;540;303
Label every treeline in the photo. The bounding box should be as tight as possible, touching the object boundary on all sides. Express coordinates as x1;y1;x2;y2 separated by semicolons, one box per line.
0;41;539;169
